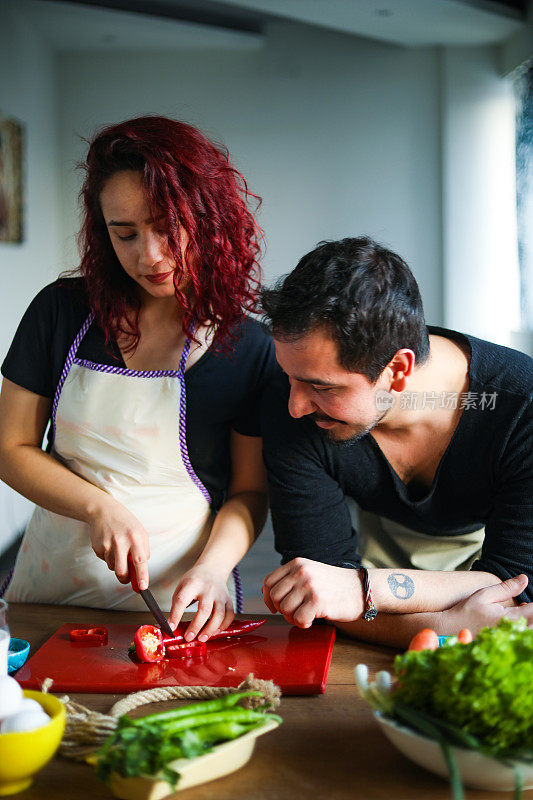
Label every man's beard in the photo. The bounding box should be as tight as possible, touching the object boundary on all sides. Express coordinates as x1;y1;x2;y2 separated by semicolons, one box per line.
310;410;386;447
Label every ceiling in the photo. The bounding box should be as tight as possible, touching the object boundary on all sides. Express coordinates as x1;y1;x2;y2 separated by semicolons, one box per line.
26;0;527;51
211;0;526;45
23;0;264;51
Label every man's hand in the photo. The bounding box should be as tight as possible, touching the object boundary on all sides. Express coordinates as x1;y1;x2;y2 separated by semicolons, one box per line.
262;557;363;627
444;574;532;634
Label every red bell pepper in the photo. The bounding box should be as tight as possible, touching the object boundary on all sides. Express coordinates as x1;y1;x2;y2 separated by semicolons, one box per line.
69;626;108;645
134;624;165;663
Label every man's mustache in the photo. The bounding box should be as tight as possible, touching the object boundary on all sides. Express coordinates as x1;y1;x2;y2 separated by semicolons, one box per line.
308;412;347;425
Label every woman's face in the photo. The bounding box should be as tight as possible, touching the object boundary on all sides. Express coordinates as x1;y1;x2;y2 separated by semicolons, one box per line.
99;170;188;300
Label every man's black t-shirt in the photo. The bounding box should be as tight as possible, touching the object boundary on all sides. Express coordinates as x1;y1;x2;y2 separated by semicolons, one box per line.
261;327;533;602
2;278;277;511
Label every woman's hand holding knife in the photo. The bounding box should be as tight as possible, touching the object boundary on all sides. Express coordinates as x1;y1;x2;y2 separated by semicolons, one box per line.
87;494;150;589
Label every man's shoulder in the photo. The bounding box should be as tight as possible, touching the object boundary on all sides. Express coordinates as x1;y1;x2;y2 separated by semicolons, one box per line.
430;326;533;401
469;334;532;399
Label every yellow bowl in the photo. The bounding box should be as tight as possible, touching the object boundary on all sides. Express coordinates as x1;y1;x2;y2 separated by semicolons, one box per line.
0;690;66;796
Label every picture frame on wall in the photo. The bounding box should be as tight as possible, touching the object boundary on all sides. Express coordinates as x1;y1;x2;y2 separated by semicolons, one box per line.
0;112;24;243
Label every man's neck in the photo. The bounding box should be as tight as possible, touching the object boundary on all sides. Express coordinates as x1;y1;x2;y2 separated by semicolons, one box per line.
379;334;470;435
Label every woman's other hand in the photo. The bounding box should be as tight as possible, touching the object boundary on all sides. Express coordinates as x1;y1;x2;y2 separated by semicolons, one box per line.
168;565;235;642
88;496;150;589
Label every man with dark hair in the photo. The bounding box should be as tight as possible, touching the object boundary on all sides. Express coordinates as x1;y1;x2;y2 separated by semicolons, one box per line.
260;237;533;646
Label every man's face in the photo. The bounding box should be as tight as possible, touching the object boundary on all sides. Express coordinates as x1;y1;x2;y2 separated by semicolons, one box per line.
274;327;389;444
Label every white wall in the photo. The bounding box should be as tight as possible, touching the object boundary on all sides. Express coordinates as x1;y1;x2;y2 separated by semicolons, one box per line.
441;45;521;346
57;22;444;325
0;1;62;355
0;0;61;549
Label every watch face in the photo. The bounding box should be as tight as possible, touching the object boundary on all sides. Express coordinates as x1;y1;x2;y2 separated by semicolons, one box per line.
363;607;378;621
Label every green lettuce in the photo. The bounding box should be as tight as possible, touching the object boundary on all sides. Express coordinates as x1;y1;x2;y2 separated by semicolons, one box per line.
393;618;533;757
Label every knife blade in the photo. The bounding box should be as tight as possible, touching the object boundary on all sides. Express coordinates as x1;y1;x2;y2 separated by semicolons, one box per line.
127;557;175;638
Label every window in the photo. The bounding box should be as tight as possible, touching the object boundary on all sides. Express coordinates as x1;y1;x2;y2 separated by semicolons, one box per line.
515;60;533;332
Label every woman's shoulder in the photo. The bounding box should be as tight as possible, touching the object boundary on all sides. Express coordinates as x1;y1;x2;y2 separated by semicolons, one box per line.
31;276;89;318
191;316;275;388
1;277;91;400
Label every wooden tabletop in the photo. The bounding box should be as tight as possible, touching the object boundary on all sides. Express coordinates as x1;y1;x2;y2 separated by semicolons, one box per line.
6;603;529;800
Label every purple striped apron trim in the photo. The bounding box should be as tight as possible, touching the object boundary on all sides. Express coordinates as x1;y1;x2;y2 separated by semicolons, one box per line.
0;566;14;598
51;312;95;442
72;359;181;379
232;564;243;614
176;338;243;612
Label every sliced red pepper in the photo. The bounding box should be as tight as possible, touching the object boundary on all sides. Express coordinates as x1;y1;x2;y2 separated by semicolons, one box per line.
160;633;185;645
165;640;207;659
210;619;266;639
70;626;108;645
162;618;266;643
134;624;165;663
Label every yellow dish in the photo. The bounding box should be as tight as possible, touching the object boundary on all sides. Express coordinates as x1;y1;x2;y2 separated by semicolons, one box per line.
109;718;279;800
0;690;66;796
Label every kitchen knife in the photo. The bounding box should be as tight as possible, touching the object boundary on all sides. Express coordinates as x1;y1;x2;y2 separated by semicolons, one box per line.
127;557;175;638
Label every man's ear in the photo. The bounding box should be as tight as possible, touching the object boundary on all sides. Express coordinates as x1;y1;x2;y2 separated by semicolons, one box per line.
387;349;416;393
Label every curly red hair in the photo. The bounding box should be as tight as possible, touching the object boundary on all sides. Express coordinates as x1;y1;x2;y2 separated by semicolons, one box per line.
78;115;262;350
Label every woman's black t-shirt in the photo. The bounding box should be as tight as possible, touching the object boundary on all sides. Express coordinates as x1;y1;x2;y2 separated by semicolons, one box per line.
2;278;277;511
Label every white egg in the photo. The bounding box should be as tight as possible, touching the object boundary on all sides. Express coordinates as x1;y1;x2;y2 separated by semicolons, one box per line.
0;675;23;720
19;698;45;714
1;708;50;734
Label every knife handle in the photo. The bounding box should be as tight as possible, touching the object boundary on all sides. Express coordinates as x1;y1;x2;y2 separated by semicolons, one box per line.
127;556;140;593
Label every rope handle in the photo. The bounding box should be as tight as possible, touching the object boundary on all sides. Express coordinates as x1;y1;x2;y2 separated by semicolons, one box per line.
40;675;281;761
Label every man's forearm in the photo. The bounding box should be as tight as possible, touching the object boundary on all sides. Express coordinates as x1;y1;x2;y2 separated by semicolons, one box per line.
337;573;532;648
367;568;500;614
262;558;504;630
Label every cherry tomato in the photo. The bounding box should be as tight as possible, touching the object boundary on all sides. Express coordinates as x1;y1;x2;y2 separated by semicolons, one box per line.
408;628;439;651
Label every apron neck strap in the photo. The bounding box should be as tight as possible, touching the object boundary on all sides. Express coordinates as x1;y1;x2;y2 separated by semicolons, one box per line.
178;320;197;377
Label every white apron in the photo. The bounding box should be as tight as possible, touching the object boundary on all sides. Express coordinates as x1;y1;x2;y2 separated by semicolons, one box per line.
6;313;241;612
351;503;485;572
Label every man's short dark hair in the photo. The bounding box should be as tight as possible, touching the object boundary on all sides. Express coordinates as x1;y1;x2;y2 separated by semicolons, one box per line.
261;236;430;382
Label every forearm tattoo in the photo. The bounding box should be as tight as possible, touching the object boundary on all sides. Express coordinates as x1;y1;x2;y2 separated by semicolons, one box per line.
387;572;415;600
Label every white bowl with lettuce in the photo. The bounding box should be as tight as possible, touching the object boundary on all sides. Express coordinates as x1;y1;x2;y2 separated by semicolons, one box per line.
355;619;533;799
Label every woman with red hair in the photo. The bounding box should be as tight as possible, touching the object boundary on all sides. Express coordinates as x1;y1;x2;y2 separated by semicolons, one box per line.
0;116;275;641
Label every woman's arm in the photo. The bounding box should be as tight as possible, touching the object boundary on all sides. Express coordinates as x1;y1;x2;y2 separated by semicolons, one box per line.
0;378;151;588
168;431;268;638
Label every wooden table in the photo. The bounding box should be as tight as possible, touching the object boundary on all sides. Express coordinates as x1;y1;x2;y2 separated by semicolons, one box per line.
7;603;529;800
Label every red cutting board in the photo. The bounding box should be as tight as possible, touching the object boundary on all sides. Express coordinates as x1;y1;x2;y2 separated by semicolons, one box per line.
16;621;335;695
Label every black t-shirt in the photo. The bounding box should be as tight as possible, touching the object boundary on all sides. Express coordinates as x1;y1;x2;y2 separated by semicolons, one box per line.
261;327;533;602
2;278;277;511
